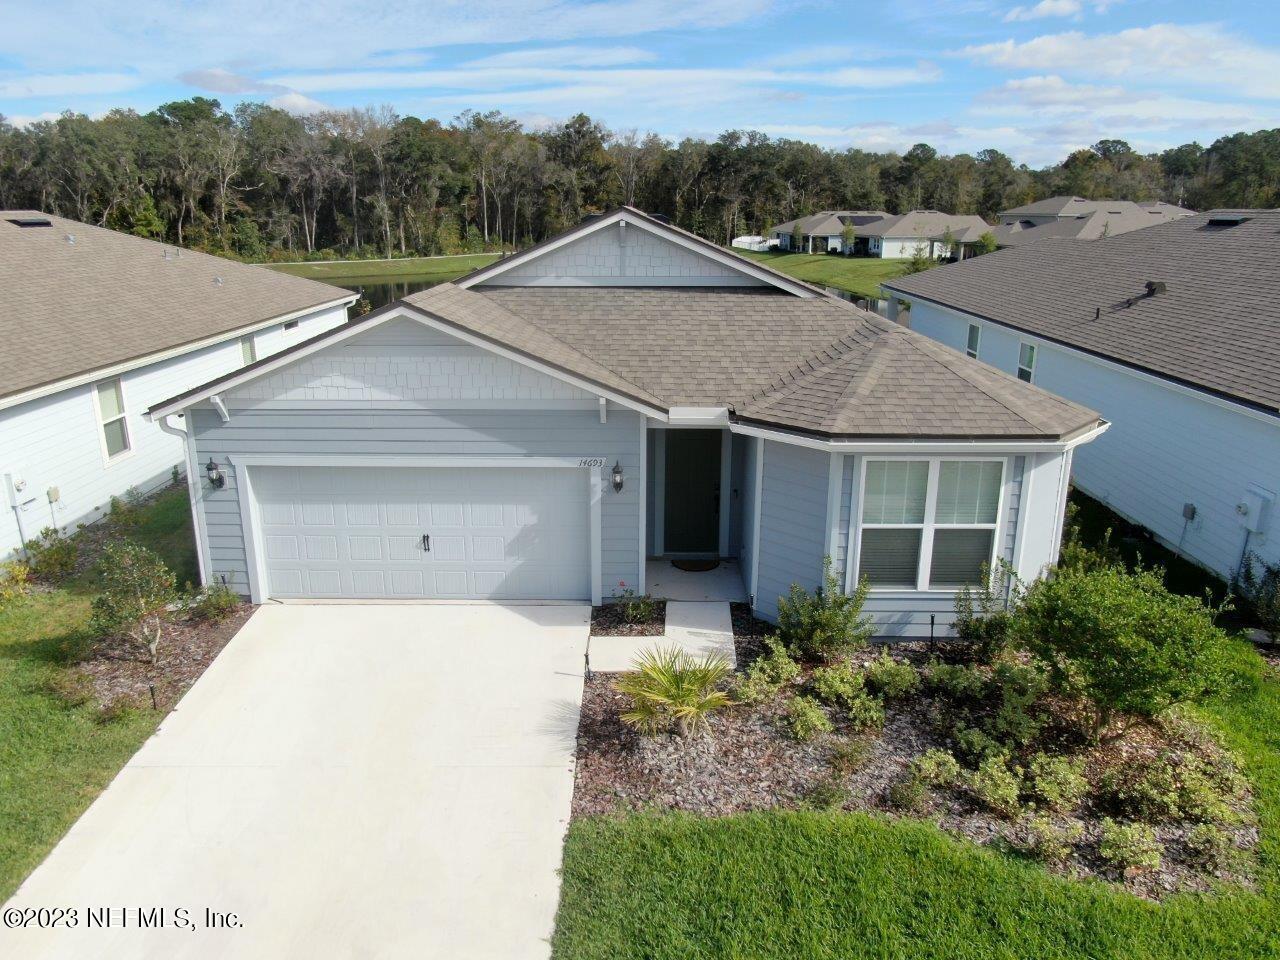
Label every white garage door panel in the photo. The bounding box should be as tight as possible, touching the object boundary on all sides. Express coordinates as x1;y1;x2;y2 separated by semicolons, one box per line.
252;465;591;600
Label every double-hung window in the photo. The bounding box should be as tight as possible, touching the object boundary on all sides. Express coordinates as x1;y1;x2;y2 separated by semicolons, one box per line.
966;323;981;359
96;378;130;459
1017;342;1037;382
857;458;1004;591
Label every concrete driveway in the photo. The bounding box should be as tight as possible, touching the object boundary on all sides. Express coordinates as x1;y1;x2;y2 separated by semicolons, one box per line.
1;603;589;960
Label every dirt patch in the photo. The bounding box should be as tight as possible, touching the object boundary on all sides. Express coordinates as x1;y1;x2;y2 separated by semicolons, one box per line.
73;604;254;712
591;601;666;637
571;641;1258;901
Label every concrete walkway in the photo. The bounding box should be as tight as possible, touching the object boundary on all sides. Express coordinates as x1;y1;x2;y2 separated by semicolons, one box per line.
589;601;737;672
1;604;589;960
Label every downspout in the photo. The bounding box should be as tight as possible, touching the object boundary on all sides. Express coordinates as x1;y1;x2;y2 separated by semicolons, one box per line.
155;412;210;587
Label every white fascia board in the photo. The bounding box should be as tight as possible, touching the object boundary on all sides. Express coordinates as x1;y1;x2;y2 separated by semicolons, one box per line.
146;304;668;422
729;420;1089;454
0;294;356;413
665;407;731;426
458;209;818;298
882;292;1280;429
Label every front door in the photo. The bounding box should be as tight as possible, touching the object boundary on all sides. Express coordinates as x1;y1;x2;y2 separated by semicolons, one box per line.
663;430;721;554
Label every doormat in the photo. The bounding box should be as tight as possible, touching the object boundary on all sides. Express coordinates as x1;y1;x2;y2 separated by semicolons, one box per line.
672;559;720;572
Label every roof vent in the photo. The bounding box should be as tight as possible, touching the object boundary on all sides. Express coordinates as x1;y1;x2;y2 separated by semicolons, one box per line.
64;234;75;245
213;276;224;286
1203;215;1250;230
1145;280;1166;296
648;213;672;225
6;217;52;228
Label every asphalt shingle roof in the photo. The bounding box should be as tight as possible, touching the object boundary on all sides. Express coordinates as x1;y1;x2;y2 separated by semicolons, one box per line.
884;209;1280;415
0;210;354;403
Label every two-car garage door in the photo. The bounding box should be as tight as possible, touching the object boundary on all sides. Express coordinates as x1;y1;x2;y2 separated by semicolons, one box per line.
251;465;591;600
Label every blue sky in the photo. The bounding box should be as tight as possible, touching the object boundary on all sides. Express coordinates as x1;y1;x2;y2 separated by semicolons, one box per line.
1;0;1278;165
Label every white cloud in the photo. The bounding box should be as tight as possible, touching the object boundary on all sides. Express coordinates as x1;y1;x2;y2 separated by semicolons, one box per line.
464;45;657;68
1004;0;1081;23
267;92;330;115
2;111;62;127
978;75;1128;108
962;23;1280;98
178;68;285;95
0;72;140;99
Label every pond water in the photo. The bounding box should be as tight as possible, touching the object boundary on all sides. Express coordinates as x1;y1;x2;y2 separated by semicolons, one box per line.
334;276;447;309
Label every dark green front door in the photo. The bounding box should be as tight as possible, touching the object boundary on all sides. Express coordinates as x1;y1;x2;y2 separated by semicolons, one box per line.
663;430;721;554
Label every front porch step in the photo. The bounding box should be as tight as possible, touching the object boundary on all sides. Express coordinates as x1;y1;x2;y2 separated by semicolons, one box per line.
587;601;737;673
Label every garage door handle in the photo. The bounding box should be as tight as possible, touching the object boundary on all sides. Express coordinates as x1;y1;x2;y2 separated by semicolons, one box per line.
422;534;431;552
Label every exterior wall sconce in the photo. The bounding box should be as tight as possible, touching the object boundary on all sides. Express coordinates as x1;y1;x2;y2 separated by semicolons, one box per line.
205;458;226;489
611;460;624;493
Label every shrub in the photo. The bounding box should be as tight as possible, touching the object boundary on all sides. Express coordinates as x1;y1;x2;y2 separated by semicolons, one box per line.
184;583;240;622
615;646;732;737
1098;818;1162;871
109;494;140;528
888;775;926;812
810;662;865;708
968;755;1023;818
953;563;1019;663
1234;552;1280;639
733;636;800;704
612;583;659;624
1026;754;1087;812
1016;815;1084;863
803;776;849;811
912;748;961;788
0;559;32;608
24;526;77;583
785;695;833;742
90;542;177;662
984;661;1050;747
1104;752;1242;825
953;727;1004;767
864;650;920;700
1014;565;1232;737
776;559;875;663
1185;823;1237;872
842;689;886;731
925;659;988;702
829;738;872;775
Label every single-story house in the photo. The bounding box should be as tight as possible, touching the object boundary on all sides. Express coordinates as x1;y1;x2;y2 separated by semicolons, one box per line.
857;211;993;260
149;208;1104;636
884;209;1278;584
770;212;888;254
0;211;357;557
992;198;1195;248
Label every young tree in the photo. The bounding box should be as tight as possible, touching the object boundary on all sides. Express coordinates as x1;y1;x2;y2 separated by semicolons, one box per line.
974;231;999;256
90;542;178;663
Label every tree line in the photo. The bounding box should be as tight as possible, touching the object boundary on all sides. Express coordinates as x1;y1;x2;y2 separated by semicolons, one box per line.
2;97;1277;261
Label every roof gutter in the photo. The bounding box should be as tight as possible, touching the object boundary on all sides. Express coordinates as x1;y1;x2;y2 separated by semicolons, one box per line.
729;417;1106;454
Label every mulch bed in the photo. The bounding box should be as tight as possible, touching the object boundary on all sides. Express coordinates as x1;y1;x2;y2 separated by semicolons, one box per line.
571;640;1259;901
72;604;255;712
591;601;667;637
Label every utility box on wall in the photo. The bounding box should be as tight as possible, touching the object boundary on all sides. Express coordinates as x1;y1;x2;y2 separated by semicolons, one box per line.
1239;485;1275;536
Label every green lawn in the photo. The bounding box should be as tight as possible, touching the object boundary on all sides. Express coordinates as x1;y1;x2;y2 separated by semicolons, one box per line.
0;485;197;901
733;250;911;300
552;640;1280;959
265;253;501;285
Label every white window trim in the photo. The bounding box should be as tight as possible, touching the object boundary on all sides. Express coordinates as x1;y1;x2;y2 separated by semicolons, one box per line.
1017;342;1037;383
850;455;1008;594
240;335;257;366
966;323;981;359
91;376;134;467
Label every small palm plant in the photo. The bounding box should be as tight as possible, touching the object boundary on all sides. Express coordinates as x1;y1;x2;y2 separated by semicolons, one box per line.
614;646;732;737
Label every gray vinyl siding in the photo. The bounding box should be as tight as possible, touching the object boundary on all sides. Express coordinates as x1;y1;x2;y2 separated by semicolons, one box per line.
192;404;642;598
1004;456;1025;563
753;440;830;621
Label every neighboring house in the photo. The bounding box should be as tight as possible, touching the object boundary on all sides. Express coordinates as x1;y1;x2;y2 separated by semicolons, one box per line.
770;211;888;253
884;209;1278;584
992;198;1195;248
731;235;776;252
148;208;1104;636
856;211;993;260
0;211;357;557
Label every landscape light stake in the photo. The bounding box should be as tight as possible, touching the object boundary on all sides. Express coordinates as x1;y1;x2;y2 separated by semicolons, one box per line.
928;614;936;655
149;683;158;711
